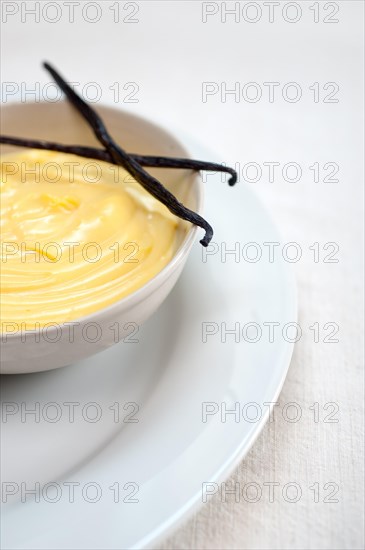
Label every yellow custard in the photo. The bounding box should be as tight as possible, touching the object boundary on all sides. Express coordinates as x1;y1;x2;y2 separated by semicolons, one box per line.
0;150;179;328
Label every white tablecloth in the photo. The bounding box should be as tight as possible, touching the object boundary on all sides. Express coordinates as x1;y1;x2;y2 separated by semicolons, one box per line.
2;2;363;548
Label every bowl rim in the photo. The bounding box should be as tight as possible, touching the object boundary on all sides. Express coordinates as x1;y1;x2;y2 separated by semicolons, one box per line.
0;101;204;337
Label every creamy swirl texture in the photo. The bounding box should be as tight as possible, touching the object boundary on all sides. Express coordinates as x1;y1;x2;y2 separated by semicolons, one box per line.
0;150;179;328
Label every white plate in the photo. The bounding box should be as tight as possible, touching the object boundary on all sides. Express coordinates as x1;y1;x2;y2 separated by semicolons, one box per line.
0;139;296;550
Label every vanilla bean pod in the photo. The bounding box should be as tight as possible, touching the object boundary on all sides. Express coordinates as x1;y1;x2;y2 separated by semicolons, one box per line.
43;62;213;245
0;135;237;185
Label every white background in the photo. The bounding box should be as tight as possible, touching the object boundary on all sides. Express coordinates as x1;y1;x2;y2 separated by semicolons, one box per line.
1;1;364;549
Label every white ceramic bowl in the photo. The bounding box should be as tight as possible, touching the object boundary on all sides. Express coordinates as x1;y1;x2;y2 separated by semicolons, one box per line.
0;102;203;374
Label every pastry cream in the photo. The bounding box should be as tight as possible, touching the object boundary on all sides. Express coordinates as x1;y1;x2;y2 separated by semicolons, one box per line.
0;150;179;328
